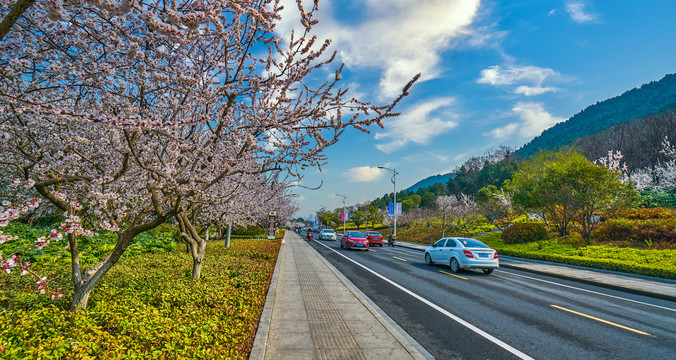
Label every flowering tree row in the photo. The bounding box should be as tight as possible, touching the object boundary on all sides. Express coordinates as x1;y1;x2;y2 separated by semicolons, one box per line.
0;0;417;310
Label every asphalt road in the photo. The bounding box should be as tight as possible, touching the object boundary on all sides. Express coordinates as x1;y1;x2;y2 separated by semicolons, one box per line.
302;233;676;360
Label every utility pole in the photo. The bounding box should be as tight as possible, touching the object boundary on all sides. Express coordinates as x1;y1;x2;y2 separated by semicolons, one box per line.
335;193;347;234
378;166;398;239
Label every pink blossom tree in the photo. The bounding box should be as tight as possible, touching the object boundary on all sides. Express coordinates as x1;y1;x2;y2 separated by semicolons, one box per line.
1;0;417;309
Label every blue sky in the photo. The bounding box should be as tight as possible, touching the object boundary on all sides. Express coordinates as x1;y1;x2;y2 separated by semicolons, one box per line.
280;0;676;219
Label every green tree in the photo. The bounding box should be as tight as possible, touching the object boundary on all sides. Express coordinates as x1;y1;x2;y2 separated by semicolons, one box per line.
476;185;516;230
420;192;436;208
350;210;366;229
409;194;422;208
366;206;383;229
318;211;340;230
401;198;415;212
507;150;639;241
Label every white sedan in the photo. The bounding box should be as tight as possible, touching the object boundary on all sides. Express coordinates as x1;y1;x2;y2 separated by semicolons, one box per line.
319;228;337;240
424;237;499;274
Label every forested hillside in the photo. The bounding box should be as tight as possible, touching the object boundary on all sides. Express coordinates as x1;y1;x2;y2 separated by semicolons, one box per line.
516;73;676;157
404;173;454;192
573;111;676;172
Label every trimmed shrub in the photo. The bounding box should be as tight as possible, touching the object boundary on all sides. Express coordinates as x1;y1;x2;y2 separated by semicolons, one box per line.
231;224;265;236
606;207;674;220
501;222;547;244
593;217;676;247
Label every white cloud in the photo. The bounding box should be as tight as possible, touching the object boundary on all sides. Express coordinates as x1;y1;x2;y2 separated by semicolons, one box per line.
486;102;564;140
478;65;561;96
486;123;518;139
278;0;482;99
512;102;565;138
343;166;384;182
375;97;458;153
515;85;558;96
566;1;596;23
453;152;469;161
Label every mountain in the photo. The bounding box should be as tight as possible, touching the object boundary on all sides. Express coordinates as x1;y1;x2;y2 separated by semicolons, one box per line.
515;73;676;158
404;173;454;192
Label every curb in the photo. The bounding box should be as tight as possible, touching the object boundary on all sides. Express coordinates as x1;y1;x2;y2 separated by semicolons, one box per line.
249;239;284;359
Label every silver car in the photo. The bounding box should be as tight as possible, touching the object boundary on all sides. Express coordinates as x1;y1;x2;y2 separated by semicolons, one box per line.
319;228;336;240
424;237;499;274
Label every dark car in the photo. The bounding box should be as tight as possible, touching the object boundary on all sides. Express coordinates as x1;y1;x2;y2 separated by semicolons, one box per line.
364;231;384;247
340;231;369;251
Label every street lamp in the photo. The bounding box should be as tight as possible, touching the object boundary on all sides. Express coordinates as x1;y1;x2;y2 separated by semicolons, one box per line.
334;193;347;234
377;166;398;240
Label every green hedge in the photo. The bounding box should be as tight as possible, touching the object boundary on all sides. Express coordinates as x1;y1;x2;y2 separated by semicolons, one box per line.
0;239;281;358
501;222;547;244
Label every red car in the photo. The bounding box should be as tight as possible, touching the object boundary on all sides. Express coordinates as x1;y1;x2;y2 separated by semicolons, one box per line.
364;231;384;247
341;231;370;251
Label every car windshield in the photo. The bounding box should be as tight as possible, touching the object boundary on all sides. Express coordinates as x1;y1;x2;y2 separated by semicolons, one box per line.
458;238;489;248
348;232;364;237
322;229;334;233
367;232;381;236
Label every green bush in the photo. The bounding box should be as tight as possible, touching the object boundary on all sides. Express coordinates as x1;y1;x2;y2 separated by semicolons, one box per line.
593;217;676;247
640;188;676;208
231;224;265;236
606;207;674;220
501;222;547;244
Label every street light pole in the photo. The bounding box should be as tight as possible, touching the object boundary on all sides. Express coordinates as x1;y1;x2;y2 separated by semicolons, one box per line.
335;193;347;234
377;166;398;239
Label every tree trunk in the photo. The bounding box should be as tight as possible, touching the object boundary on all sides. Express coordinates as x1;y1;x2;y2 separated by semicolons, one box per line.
67;214;171;311
225;222;231;248
176;212;207;280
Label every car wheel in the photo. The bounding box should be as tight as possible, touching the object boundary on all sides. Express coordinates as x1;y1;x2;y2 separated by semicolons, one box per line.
425;253;433;265
483;268;494;274
380;244;383;247
450;257;460;273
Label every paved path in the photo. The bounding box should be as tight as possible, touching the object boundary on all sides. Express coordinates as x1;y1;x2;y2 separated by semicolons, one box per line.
250;232;431;360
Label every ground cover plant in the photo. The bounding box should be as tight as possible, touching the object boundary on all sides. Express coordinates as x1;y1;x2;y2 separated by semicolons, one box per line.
0;239;281;359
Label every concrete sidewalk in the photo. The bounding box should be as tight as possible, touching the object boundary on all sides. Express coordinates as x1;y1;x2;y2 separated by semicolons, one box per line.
250;232;432;360
394;240;676;302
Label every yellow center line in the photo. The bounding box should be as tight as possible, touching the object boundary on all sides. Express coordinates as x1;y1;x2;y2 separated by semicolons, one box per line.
550;305;652;336
393;256;408;262
439;270;468;280
369;249;376;252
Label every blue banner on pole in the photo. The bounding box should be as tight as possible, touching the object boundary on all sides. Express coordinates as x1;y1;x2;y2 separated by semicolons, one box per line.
388;203;402;216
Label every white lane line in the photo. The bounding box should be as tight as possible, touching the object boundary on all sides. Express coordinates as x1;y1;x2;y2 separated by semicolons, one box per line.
314;241;534;360
500;271;676;313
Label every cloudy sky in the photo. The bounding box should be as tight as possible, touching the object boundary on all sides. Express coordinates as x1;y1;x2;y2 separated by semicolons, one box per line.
281;0;676;219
